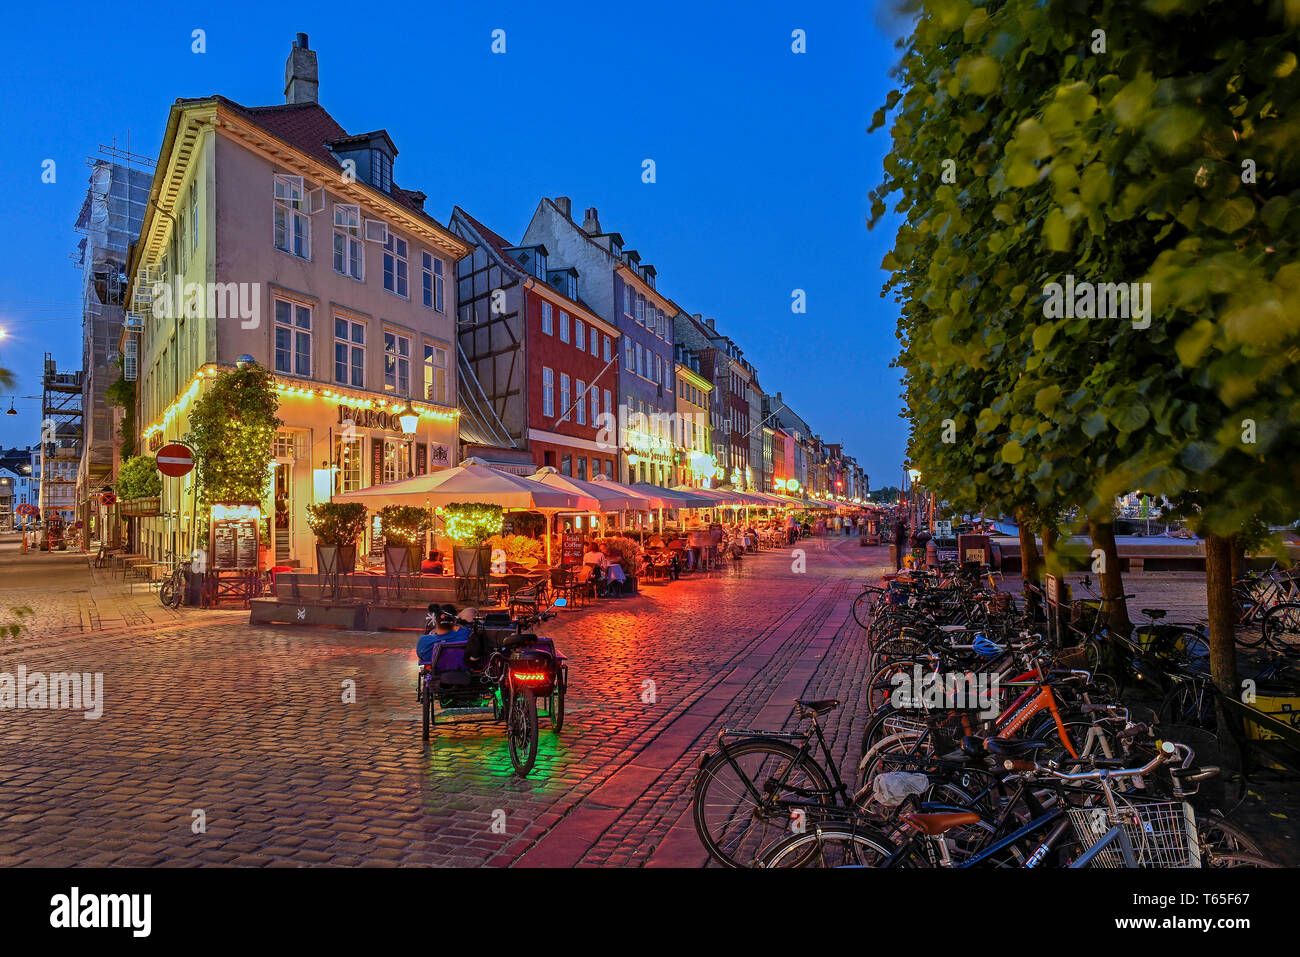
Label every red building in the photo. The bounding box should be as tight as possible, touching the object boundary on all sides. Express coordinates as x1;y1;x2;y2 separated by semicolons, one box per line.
451;207;621;480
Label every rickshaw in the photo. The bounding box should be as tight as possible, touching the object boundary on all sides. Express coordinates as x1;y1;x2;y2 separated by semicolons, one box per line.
417;599;569;775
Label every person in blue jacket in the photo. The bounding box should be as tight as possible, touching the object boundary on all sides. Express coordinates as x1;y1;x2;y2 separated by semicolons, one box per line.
416;604;470;664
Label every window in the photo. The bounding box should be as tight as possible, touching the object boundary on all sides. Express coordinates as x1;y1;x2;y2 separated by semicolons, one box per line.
653;354;661;385
575;380;586;425
274;299;312;376
372;149;393;193
333;435;363;493
542;367;554;416
334;317;365;387
591;385;600;425
423;344;448;404
559;374;571;421
590;328;599;357
577;456;587;480
421;252;444;311
624;337;634;371
384;331;411;394
541;301;553;335
178;208;188;272
636;342;645;378
624;286;634;316
191;185;199;250
604;459;613;479
603;389;611;418
636;296;645;325
604;335;612;362
574;319;584;352
559;311;570;343
561;454;572;476
383;234;408;297
273;175;311;259
333;204;364;280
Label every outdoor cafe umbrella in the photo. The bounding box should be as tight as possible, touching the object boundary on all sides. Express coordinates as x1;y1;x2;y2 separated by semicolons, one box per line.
332;460;594;565
527;467;657;537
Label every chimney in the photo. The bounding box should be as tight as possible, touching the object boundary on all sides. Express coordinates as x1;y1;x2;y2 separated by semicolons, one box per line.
582;206;602;235
285;33;319;105
553;196;572;219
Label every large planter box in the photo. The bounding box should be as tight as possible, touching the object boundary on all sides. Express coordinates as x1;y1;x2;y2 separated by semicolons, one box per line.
384;543;418;577
316;543;358;576
452;544;491;579
120;496;161;517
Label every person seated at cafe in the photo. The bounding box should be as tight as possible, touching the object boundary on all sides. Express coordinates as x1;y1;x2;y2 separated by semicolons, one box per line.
582;541;608;569
599;542;628;591
420;549;445;575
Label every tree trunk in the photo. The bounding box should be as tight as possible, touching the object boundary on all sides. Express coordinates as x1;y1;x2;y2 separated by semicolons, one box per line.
1041;523;1059;574
1229;534;1245;581
1205;532;1239;696
1016;506;1041;587
1088;519;1131;635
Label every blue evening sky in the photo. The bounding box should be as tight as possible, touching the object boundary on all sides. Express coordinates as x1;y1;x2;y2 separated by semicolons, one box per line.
0;0;911;488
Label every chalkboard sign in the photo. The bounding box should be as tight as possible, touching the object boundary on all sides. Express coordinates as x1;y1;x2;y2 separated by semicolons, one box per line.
561;532;584;566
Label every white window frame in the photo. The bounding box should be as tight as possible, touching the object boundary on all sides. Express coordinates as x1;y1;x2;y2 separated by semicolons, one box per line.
591;384;600;425
424;342;449;404
333;204;364;281
383;234;409;298
541;301;553;335
384;329;412;395
574;319;584;352
273;297;312;377
542;367;554;417
273;174;317;260
333;315;365;388
559;311;570;343
560;373;571;422
421;251;445;312
576;379;587;425
604;335;612;362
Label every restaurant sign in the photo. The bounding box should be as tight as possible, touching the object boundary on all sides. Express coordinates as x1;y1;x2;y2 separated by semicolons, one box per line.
338;404;411;434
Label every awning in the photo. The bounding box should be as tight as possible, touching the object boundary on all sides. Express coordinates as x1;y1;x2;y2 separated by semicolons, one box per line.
331;462;594;511
630;483;717;509
527;467;656;512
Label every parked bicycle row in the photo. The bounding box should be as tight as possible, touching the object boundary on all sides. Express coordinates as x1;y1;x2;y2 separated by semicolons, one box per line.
689;563;1282;868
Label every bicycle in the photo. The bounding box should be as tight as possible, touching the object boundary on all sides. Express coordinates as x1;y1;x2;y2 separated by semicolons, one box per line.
158;555;191;609
690;698;856;867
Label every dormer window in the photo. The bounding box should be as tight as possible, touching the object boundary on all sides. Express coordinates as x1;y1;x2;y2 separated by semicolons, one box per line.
371;149;393;192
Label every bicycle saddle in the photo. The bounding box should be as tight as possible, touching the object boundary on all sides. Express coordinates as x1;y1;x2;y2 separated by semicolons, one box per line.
796;698;839;716
901;811;981;836
1141;608;1167;619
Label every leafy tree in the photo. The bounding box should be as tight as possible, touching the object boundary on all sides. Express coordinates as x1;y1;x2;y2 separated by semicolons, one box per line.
117;454;162;500
871;0;1300;693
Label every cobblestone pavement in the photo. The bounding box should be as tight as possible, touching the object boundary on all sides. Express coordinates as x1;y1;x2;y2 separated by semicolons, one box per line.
0;532;1292;866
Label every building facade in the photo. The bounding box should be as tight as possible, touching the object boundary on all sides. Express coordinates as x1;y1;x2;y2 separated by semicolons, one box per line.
521;199;677;486
450;206;621;480
672;357;713;487
126;34;467;566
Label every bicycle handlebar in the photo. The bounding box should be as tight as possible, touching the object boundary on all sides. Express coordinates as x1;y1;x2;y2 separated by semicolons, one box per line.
1009;740;1190;782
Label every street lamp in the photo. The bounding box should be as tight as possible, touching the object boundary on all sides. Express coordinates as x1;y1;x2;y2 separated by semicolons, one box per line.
396;401;419;435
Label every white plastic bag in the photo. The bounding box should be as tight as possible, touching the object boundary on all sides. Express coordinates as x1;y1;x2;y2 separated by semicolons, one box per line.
871;771;930;807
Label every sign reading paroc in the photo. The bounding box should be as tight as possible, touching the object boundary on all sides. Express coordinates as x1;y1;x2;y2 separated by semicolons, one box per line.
155;443;195;477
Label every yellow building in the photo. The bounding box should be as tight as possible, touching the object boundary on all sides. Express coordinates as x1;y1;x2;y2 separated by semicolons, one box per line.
673;361;714;487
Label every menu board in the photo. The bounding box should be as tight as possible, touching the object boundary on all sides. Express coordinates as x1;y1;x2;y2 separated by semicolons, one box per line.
415;443;428;475
212;518;260;570
561;532;584;566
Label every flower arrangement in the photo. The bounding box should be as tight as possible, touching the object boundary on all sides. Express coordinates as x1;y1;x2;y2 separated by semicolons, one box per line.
486;533;545;565
441;502;504;547
600;536;643;577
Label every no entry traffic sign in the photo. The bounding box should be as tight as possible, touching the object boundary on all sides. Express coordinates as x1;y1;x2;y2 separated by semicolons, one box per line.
155;443;196;478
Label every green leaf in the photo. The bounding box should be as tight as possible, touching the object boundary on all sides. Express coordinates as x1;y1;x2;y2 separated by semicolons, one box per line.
1000;439;1025;464
1203;197;1255;234
1083;412;1108;438
1043;208;1072;251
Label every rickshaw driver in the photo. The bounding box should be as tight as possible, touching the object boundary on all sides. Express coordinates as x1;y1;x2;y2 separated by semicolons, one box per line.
416;604;472;664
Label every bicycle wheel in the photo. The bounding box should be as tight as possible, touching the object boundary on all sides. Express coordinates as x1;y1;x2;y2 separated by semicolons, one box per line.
158;578;177;608
1198;817;1265;860
760;823;899;868
1209;852;1282;868
692;739;836;868
550;676;565;732
1263;603;1300;652
1158;681;1216;730
507;688;539;775
852;589;881;629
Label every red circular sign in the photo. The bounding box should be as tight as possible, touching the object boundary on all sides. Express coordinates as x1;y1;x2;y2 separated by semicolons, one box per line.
155;443;196;477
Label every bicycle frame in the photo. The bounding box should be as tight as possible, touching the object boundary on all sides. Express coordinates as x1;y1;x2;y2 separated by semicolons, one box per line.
714;715;853;819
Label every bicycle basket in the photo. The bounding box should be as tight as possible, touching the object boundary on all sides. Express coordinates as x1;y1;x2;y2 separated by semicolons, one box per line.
1066;800;1199;867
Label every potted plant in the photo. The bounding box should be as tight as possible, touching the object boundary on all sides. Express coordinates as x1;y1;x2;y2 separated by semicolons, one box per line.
602;535;643;594
306;502;367;577
378;505;433;577
442;502;504;579
116;454;162;516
